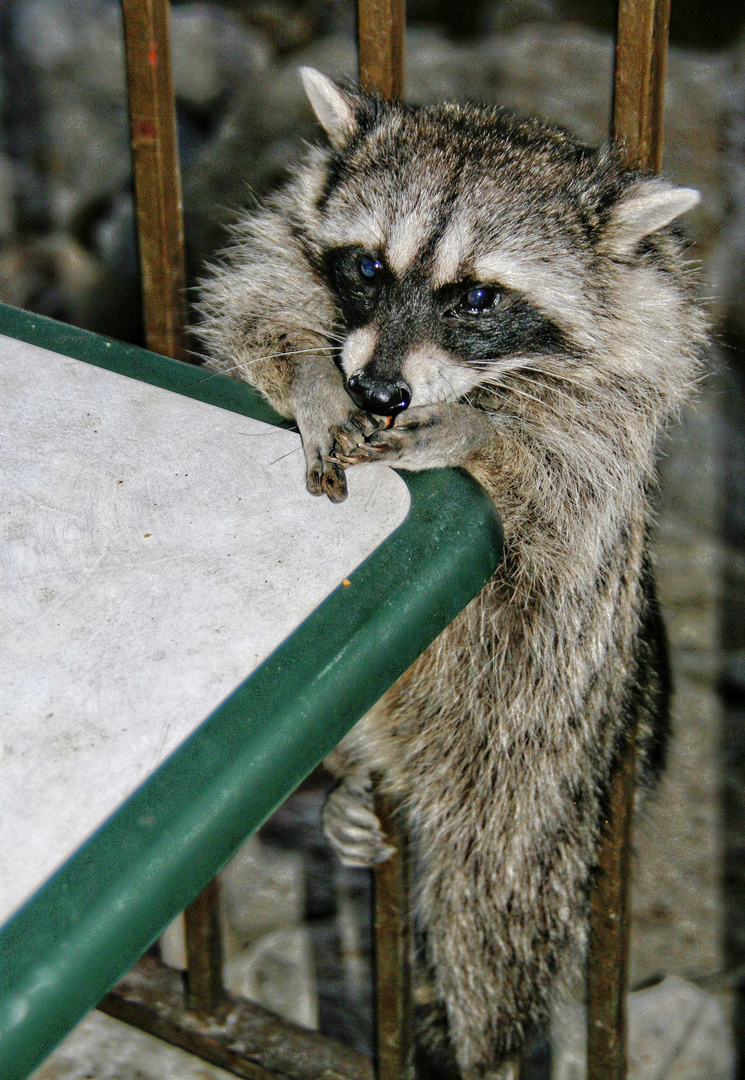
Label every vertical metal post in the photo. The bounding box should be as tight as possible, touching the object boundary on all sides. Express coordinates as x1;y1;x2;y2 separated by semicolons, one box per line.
183;877;226;1016
357;0;406;100
358;0;409;1068
121;0;222;1017
586;8;671;1075
612;0;671;172
373;789;412;1080
586;731;637;1080
120;0;189;360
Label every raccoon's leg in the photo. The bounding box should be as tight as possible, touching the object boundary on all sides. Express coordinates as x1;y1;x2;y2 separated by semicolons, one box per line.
331;403;495;472
322;772;396;867
289;356;385;502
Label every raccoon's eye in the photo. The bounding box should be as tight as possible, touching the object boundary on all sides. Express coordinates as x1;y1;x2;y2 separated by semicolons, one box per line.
443;284;502;319
463;287;498;313
359;254;384;280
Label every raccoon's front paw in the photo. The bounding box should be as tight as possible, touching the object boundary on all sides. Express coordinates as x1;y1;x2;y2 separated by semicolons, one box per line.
305;455;348;503
333;403;494;471
322;774;396;868
306;411;384;502
327;410;388;458
332;404;442;466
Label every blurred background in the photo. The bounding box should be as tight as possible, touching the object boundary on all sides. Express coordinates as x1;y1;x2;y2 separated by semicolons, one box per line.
9;1;745;1077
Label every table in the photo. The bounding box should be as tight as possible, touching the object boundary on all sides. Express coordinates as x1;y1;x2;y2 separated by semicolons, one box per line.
0;303;503;1080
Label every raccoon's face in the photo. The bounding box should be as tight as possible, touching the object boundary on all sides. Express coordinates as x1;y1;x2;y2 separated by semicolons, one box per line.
299;68;700;418
322;242;567;415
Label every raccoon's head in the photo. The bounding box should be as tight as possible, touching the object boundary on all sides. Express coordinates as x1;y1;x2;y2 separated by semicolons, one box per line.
297;68;702;419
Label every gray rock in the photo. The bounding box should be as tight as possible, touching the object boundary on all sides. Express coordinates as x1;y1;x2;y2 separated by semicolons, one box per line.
224;926;318;1029
220;835;305;953
553;977;734;1080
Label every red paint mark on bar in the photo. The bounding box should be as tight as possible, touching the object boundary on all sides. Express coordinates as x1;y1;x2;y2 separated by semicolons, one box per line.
148;41;157;66
139;119;157;139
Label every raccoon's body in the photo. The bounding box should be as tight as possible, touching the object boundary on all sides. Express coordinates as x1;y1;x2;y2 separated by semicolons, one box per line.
198;70;707;1078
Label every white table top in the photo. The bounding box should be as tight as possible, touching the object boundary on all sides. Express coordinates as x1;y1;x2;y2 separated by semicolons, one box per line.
0;334;409;924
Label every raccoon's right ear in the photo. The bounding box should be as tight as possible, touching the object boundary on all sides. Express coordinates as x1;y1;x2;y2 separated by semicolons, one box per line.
300;67;359;150
603;178;700;257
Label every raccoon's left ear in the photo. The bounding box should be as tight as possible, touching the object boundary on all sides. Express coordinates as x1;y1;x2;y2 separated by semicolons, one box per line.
605;178;700;257
300;67;359;150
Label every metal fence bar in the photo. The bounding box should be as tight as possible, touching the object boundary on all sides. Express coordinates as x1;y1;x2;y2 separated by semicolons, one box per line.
358;7;410;1077
373;790;413;1080
121;0;222;1030
586;731;637;1080
587;4;672;1076
183;877;226;1016
357;0;405;100
100;953;374;1080
612;0;671;172
121;0;188;360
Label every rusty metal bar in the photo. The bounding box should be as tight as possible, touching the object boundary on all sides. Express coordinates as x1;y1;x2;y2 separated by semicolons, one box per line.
357;0;406;100
122;0;222;1037
373;788;412;1080
100;952;374;1080
121;0;189;360
612;0;671;172
586;2;672;1076
183;876;226;1016
358;1;409;1070
587;729;637;1080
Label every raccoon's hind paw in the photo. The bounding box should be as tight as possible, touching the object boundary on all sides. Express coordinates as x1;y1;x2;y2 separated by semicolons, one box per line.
322;774;396;867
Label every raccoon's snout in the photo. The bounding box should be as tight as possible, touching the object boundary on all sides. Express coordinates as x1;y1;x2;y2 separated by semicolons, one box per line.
347;369;411;416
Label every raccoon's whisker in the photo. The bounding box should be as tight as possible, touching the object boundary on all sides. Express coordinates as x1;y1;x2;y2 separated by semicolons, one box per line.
501;370;595;406
268;445;302;466
197;346;339;383
481;381;553;412
240;345;339;365
515;365;605;398
478;379;588;427
475;363;607;413
265;323;345;344
471;359;594;398
196;313;345;347
437;368;461;403
186;354;211;371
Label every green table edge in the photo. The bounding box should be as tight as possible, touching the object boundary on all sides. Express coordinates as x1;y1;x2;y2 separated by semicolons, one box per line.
0;302;503;1079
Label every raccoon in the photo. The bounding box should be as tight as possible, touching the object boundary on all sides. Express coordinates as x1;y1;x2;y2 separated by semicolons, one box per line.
197;69;708;1079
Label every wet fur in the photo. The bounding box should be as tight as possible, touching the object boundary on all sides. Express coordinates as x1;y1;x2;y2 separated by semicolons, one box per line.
198;75;707;1078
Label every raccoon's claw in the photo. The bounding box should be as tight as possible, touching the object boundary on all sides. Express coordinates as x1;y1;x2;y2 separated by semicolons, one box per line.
329;443;388;466
322;775;396;868
329;410;386;456
340;431;406;464
307;458;348;502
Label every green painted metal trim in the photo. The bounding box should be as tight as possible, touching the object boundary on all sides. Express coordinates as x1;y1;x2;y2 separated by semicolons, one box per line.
0;304;503;1080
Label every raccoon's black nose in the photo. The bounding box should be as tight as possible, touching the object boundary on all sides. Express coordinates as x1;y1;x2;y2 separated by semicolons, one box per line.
347;370;411;416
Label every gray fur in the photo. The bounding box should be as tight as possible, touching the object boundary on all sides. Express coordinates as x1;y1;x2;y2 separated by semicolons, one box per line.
197;71;708;1079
